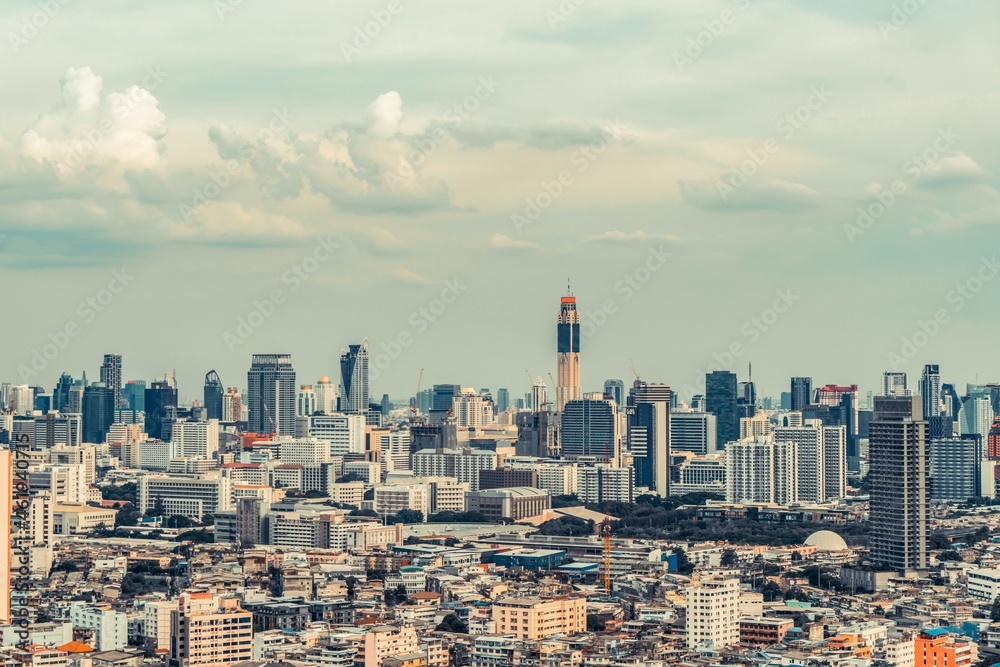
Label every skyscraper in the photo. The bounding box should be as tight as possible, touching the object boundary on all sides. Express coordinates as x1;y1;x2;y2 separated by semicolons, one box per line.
869;395;928;572
99;354;124;408
882;371;909;397
314;376;337;414
705;371;738;448
247;354;296;436
561;396;618;461
496;388;510;413
53;373;74;412
123;380;146;412
145;380;178;441
339;342;369;414
604;379;625;407
790;376;812;411
556;292;581;412
81;382;115;444
203;370;223;421
919;364;942;419
629;381;671;497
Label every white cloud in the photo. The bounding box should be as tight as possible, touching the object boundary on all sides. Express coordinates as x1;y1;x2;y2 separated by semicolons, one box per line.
18;66;167;189
582;230;679;244
391;266;431;284
490;233;538;250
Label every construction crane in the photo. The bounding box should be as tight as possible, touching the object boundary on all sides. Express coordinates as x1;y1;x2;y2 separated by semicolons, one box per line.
628;359;640;381
525;370;551;412
603;438;612;595
410;368;424;424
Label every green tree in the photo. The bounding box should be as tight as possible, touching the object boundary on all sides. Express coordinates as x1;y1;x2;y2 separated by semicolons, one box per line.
436;613;468;633
991;596;1000;622
720;549;739;567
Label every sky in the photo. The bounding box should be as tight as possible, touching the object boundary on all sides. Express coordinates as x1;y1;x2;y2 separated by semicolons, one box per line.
2;0;1000;404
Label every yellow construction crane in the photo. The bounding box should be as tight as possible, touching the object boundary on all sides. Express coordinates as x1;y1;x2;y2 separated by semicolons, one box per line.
410;368;424;424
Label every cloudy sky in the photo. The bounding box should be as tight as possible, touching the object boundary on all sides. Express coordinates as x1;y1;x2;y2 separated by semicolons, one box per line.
2;0;999;404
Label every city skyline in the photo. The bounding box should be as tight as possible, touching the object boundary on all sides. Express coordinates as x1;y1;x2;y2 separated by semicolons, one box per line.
2;2;999;401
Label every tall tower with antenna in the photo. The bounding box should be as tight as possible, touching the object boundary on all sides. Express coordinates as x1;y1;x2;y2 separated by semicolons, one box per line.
556;282;582;412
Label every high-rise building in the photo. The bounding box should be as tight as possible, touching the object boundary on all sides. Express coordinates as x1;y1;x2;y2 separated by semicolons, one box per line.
339;342;369;414
203;370;223;421
556;292;581;412
452;388;495;427
10;384;35;415
920;364;942;419
314;376;337;414
628;380;671;497
869;395;929;572
687;577;741;649
297;385;317;417
123;380;146;412
790;376;812;411
53;373;74;413
144;380;178;441
496;388;510;413
168;591;252;667
604;379;625;407
222;387;242;423
706;371;738;448
929;437;980;503
81;383;114;444
882;371;910;397
99;354;123;408
670;411;717;455
561;396;618;461
247;354;296;436
725;437;798;505
429;384;461;423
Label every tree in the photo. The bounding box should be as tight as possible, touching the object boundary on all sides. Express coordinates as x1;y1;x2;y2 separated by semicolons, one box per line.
345;576;358;599
672;546;694;575
393;509;424;524
436;613;468;633
550;494;581;509
201;514;215;526
991;596;1000;622
720;549;739;567
761;581;783;601
538;516;594;536
337;473;365;483
791;551;803;562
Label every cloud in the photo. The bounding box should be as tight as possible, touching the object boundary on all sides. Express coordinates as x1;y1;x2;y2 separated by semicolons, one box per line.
350;226;406;254
920;152;988;188
18;66;167;189
490;233;538;250
679;178;822;212
391;267;431;284
582;230;679;244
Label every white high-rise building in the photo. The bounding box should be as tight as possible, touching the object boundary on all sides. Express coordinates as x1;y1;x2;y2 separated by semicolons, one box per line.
138;475;233;518
774;422;823;503
171;419;220;460
452;388;495;427
28;465;87;504
686;577;740;649
412;448;498;491
307;413;365;456
297;385;317;417
11;385;34;415
274;436;331;464
372;483;429;517
577;464;634;504
822;425;847;500
222;388;243;422
70;602;128;651
883;372;910;397
739;412;772;440
314;377;337;414
725;437;798;505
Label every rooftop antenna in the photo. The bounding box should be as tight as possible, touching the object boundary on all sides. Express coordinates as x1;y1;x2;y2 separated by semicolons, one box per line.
567;278;572;296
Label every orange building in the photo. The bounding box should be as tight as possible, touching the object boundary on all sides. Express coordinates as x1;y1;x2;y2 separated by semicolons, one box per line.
915;629;977;667
989;416;1000;458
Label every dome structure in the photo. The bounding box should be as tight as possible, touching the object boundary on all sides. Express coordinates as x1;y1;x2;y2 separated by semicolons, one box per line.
804;530;848;552
318;376;331;383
